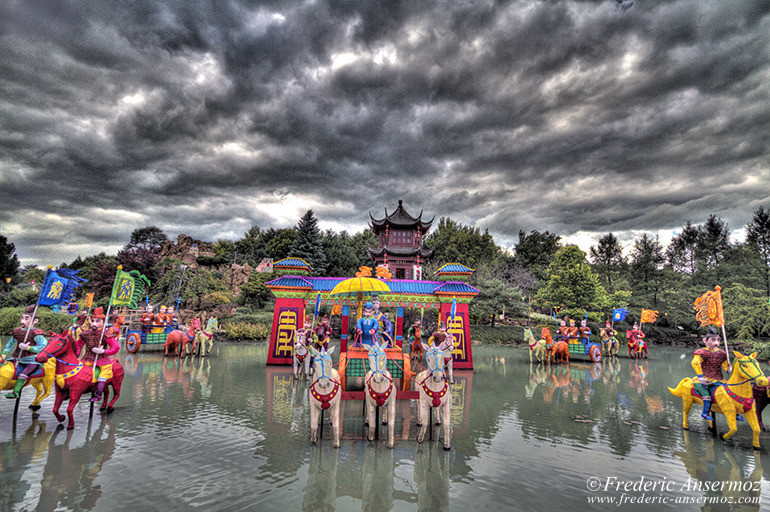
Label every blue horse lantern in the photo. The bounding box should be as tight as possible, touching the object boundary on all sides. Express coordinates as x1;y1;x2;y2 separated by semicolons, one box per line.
365;342;397;448
416;342;452;450
308;346;341;448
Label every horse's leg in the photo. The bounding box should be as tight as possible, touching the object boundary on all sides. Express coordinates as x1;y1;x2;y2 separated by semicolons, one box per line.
387;393;396;448
745;408;762;450
66;387;85;429
682;396;693;430
293;357;298;379
52;387;66;423
106;376;121;414
416;400;429;443
100;385;110;412
310;404;319;443
366;396;375;441
442;398;451;450
332;401;341;448
28;380;44;410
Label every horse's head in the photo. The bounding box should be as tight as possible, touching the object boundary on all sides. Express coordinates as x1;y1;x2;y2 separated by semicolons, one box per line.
191;317;201;331
310;346;335;382
422;342;446;382
732;351;769;387
367;342;388;383
524;328;534;343
294;334;308;354
207;317;218;330
35;332;74;363
541;327;552;342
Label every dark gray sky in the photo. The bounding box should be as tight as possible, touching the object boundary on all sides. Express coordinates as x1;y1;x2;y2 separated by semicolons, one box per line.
1;0;768;266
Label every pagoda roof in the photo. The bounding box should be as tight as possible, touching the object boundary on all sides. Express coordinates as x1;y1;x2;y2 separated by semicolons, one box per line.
367;246;434;258
266;275;479;297
433;281;481;295
369;200;434;231
274;257;313;270
434;263;475;275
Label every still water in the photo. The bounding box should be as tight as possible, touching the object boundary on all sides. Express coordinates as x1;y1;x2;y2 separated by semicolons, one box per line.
1;343;769;511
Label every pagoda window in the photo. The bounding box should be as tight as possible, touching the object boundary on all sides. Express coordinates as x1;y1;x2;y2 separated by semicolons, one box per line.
391;229;412;246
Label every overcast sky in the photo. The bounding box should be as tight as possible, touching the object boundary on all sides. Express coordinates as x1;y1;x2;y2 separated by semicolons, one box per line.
1;0;768;266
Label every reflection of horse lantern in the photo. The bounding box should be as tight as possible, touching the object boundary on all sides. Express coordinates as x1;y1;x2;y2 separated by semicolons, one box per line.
674;430;762;510
302;446;339;512
669;351;768;450
414;444;451;512
37;420;116;511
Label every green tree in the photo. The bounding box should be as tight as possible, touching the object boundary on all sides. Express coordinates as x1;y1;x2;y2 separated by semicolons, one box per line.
590;232;624;290
513;230;561;283
238;271;276;309
629;233;665;308
666;221;700;276
126;226;168;251
288;210;327;275
698;214;731;271
746;205;770;298
322;230;360;277
535;246;608;311
151;267;228;309
423;217;502;269
470;275;526;325
0;232;20;291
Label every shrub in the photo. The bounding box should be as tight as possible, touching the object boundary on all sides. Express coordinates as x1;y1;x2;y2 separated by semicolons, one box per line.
470;324;524;344
0;287;39;308
0;307;74;336
220;321;271;341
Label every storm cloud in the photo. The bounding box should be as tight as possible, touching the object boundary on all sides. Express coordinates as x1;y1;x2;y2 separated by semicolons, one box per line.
1;0;768;264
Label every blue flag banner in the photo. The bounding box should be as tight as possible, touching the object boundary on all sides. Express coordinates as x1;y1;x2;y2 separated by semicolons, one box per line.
612;308;628;322
38;268;86;308
314;292;322;316
450;297;457;320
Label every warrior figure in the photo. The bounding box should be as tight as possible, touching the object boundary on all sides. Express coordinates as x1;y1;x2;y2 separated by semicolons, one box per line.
2;305;48;399
692;327;731;422
356;302;380;348
579;318;592;340
141;304;154;333
313;315;332;351
76;307;123;403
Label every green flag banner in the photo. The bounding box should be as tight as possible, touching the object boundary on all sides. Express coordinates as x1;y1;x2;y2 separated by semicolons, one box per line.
110;267;151;308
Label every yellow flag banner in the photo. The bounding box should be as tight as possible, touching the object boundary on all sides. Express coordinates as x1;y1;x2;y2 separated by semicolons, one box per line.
84;292;94;309
694;285;724;327
640;309;659;324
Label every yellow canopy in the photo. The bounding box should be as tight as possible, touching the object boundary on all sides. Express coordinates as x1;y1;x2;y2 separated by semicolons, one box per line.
329;277;391;297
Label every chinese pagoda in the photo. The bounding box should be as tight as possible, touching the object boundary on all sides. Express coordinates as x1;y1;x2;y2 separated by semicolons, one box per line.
367;200;434;280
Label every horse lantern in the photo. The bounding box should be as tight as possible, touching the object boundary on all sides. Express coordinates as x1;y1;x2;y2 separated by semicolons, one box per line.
308;346;341;448
365;342;397;448
416;343;451;450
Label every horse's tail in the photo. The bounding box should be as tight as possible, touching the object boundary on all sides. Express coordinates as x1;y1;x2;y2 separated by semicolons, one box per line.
668;378;690;397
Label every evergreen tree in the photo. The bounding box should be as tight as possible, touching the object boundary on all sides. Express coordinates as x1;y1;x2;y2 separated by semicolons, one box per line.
288;210;327;275
589;232;624;290
0;232;20;291
666;221;700;275
629;233;665;308
424;217;502;269
535;245;608;312
513;230;561;283
746;205;770;298
127;226;168;251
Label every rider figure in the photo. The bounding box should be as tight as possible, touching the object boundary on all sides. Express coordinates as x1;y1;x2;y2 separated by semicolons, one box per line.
141;304;154;333
356;301;380;348
2;305;47;399
579;318;592;340
566;319;580;340
76;307;123;403
556;319;569;342
692;327;731;422
627;322;645;353
313;315;332;350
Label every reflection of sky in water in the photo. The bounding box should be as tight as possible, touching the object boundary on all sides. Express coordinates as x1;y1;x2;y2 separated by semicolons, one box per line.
0;344;768;510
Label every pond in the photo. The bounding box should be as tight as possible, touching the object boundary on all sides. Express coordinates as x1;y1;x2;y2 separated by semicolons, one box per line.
1;343;769;511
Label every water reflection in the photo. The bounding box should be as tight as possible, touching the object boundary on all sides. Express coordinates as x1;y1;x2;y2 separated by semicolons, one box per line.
1;345;770;511
0;419;53;510
675;430;762;511
37;420;116;511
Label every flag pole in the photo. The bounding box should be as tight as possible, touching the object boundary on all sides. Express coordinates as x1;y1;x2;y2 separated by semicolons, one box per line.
721;323;730;366
22;266;53;343
95;265;122;370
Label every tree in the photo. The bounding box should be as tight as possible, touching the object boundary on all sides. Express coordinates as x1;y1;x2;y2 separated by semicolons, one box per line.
590;232;624;290
470;275;526;325
513;230;561;283
288;210;327;275
322;230;360;277
423;217;502;269
117;246;160;284
535;245;609;312
746;206;770;298
666;222;700;275
126;226;168;251
698;214;731;270
629;233;665;307
0;232;20;291
239;271;276;309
